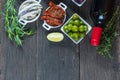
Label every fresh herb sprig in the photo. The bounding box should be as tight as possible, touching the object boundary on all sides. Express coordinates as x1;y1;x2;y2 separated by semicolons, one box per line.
4;0;34;45
96;6;119;58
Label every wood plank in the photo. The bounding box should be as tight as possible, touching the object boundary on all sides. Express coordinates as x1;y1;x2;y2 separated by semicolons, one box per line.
0;0;119;80
37;0;80;80
3;26;37;80
0;0;5;80
79;0;120;80
1;0;37;80
114;4;120;79
2;34;37;80
0;0;2;78
79;37;120;80
112;39;120;80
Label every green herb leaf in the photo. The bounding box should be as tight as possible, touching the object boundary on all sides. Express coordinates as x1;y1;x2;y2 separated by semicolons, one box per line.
4;0;34;45
96;6;119;58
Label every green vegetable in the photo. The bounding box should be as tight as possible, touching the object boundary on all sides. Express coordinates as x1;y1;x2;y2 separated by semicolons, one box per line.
96;6;119;58
4;0;34;45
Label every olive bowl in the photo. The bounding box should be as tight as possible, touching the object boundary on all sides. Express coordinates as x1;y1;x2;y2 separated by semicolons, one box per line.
61;13;92;44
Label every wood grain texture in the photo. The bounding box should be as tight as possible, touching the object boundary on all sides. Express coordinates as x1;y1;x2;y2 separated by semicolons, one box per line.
0;0;120;80
79;0;120;80
0;0;5;80
1;0;37;80
37;1;80;80
112;1;120;79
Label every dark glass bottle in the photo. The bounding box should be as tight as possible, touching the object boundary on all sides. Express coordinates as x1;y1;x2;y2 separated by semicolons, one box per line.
90;0;115;46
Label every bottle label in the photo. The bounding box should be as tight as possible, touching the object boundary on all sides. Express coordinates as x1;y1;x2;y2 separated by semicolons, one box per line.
90;26;103;46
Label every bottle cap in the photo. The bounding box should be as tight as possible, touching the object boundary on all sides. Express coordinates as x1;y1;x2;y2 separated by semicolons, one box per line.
90;27;103;46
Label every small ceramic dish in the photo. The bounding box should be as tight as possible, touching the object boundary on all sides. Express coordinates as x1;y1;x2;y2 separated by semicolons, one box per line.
72;0;86;7
61;13;92;44
18;0;42;26
42;2;67;30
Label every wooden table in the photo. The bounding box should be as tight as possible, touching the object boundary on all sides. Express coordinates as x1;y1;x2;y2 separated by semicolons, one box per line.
0;0;120;80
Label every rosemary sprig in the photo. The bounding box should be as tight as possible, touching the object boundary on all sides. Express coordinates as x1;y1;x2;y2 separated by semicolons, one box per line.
4;0;34;45
96;6;119;58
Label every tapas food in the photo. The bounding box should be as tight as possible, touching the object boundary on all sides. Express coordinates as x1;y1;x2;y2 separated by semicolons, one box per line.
61;13;92;44
41;1;67;29
18;0;42;26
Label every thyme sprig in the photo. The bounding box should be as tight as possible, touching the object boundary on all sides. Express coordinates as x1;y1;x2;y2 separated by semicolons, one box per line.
4;0;34;45
96;6;119;58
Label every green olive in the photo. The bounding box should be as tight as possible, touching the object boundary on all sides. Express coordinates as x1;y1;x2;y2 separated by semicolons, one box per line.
72;14;79;20
68;20;74;24
68;32;74;38
63;25;69;32
72;25;78;32
79;21;84;24
79;25;85;32
84;25;88;32
67;24;73;31
79;33;86;38
74;20;80;26
72;33;80;41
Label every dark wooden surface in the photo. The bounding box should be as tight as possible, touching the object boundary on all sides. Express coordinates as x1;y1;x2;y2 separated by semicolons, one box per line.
0;0;120;80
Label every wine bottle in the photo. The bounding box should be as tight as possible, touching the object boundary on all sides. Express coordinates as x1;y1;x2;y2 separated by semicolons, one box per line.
90;0;115;46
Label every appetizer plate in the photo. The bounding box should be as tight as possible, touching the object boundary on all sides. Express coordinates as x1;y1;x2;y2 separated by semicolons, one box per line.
42;2;67;30
61;13;92;44
18;0;42;26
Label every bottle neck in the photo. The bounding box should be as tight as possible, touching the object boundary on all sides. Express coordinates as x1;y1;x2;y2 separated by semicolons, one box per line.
95;24;103;28
92;14;106;27
91;0;115;27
